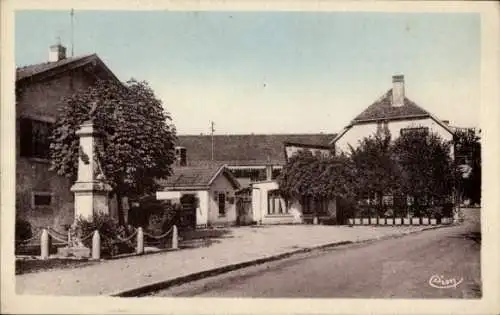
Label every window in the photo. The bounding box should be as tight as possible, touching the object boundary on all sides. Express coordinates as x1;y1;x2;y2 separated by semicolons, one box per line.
20;118;53;159
218;192;226;216
267;190;287;215
32;192;52;207
400;127;429;137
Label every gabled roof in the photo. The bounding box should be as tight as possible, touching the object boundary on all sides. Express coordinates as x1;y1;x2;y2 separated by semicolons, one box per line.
157;165;241;190
330;88;454;145
352;89;429;123
16;53;120;84
176;133;336;166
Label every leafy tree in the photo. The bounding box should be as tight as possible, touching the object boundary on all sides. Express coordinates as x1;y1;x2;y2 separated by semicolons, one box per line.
278;149;355;219
349;125;401;218
393;130;455;216
454;128;481;205
50;79;177;224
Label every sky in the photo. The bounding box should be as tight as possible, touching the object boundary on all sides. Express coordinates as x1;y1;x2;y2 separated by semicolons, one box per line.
15;11;480;135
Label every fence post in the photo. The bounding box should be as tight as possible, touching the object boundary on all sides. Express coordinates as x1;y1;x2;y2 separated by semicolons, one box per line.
40;229;49;260
172;225;178;250
92;230;100;260
136;227;144;255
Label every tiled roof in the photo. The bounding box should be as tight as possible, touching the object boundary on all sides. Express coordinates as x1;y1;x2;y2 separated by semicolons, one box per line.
176;133;336;166
16;54;96;81
157;165;240;189
352;89;430;123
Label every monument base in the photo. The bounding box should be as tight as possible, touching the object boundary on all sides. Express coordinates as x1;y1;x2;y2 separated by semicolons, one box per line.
56;246;91;259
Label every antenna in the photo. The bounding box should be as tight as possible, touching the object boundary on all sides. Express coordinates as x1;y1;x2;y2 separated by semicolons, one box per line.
70;9;75;56
210;121;215;161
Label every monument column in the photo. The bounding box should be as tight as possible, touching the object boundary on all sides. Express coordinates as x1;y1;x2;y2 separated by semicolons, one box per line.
70;120;112;221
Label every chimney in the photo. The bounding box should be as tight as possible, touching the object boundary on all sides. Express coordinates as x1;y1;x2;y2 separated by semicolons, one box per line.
391;75;405;107
49;43;67;62
265;164;273;181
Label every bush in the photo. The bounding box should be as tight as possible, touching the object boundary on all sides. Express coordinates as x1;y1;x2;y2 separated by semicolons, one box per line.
72;212;135;257
16;218;32;241
128;196;181;234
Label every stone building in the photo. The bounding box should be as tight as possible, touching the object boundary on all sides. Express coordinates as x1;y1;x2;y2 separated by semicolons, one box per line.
16;43;120;230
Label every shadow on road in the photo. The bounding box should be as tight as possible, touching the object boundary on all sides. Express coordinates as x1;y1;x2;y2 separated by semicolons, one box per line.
179;228;233;249
448;231;481;245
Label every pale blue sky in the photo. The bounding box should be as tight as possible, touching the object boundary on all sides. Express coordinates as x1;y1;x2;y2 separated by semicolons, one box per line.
15;11;480;135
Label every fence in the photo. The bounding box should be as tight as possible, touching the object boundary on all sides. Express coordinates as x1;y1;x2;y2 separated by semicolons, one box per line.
347;217;453;226
16;225;179;260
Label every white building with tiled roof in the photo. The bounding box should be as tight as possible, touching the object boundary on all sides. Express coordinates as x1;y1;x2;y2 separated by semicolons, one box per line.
331;75;455;154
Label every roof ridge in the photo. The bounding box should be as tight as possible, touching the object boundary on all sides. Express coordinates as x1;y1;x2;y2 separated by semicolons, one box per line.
16;53;95;70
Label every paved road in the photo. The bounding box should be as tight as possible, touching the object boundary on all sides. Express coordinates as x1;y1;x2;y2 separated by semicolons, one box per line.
150;210;481;298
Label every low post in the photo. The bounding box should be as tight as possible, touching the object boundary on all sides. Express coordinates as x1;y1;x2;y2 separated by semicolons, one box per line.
172;225;178;250
136;227;144;255
92;230;100;260
40;229;49;260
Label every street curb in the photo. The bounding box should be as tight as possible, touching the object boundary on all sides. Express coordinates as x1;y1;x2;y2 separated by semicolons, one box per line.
109;225;450;297
109;240;353;297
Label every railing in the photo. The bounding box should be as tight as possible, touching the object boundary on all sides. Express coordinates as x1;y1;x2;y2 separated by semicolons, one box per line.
16;225;179;260
347;217;453;226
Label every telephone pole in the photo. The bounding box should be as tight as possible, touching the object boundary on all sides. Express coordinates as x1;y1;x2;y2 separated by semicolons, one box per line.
210;121;215;161
70;9;75;56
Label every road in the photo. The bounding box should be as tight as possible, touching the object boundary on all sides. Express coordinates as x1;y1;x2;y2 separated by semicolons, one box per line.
149;209;481;298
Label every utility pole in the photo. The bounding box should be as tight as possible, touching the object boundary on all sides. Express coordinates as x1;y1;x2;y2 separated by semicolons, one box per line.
70;9;75;57
210;121;215;161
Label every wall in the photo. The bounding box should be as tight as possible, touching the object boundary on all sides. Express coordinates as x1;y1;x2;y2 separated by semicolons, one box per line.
251;181;302;224
207;174;237;226
16;68;106;231
335;117;454;155
285;145;331;160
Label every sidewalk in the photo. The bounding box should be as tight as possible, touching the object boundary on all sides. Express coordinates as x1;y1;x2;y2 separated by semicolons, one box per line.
16;224;447;296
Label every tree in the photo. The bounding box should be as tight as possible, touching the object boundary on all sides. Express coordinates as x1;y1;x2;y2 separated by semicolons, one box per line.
393;130;455;216
50;79;177;224
278;149;355;219
349;125;401;218
454;128;481;205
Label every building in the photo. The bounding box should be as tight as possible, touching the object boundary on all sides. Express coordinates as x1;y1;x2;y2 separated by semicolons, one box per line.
331;75;455;154
156;165;242;228
175;134;335;187
16;43;121;231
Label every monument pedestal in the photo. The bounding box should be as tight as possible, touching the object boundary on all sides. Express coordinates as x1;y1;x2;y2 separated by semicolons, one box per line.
71;180;113;220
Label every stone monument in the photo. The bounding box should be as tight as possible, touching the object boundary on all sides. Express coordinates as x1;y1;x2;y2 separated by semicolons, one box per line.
58;119;112;258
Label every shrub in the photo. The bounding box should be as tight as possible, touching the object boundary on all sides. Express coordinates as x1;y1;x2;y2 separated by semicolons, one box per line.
16;218;32;241
72;212;135;257
128;195;181;234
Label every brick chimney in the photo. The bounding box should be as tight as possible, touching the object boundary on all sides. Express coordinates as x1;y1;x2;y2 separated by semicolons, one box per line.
49;42;67;62
391;75;405;107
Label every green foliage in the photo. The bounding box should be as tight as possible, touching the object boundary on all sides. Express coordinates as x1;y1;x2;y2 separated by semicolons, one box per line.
279;127;456;218
393;131;455;211
15;217;32;241
128;196;181;233
278;150;354;203
454;128;481;205
349;125;401;216
73;212;135;256
49;79;177;223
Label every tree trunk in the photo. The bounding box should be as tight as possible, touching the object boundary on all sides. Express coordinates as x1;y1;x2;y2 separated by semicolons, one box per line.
116;192;124;226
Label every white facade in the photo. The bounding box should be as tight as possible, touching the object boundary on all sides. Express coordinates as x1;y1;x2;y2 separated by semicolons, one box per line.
251;181;302;225
335;117;454;156
284;144;332;161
